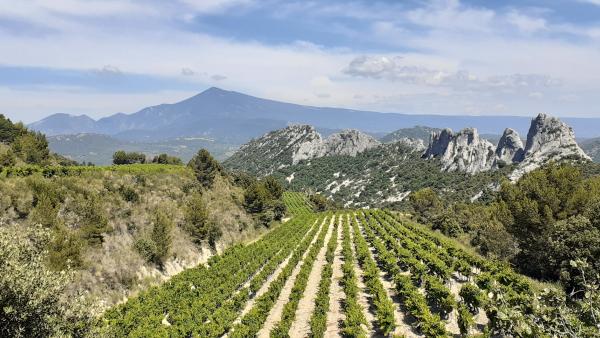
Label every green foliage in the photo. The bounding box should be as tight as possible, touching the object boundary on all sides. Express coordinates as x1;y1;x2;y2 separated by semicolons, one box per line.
150;210;174;267
118;185;140;203
12;132;50;164
188;148;223;188
183;193;221;248
499;164;600;292
457;302;475;336
0;225;92;337
113;150;147;165
47;226;84;270
0;114;24;143
243;177;287;225
76;195;111;246
309;193;331;212
459;283;483;314
151;153;183;165
409;188;443;224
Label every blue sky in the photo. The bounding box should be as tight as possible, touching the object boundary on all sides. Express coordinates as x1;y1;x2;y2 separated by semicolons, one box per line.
1;0;600;123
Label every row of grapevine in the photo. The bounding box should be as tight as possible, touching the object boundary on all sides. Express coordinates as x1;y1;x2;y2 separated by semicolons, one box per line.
228;213;331;337
340;214;368;337
270;215;334;336
283;191;314;215
358;211;448;337
102;213;317;337
196;217;324;336
350;213;397;336
308;214;339;337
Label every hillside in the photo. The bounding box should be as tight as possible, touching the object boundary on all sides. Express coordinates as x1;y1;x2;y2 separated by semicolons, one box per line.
99;208;599;337
225;113;591;206
581;137;600;162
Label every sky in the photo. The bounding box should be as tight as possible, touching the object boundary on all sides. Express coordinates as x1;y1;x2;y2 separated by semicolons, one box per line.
1;0;600;123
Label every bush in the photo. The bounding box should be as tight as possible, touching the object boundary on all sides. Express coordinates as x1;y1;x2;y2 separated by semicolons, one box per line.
183;193;221;247
151;153;182;165
12;132;50;164
0;225;92;337
113;151;146;165
188;149;223;188
459;283;483;314
118;185;140;203
150;210;174;268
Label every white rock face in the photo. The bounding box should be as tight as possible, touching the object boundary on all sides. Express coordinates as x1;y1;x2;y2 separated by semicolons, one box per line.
424;114;590;178
424;128;496;174
509;113;591;180
495;128;524;166
227;125;380;175
321;129;380;157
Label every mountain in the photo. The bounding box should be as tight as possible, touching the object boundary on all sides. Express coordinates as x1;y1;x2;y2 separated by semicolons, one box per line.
30;87;600;144
29;113;97;135
581;137;600;163
224;113;591;206
223;125;379;175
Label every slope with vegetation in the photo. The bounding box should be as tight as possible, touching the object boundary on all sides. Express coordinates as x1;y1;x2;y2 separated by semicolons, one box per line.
1;114;292;337
96;204;599;337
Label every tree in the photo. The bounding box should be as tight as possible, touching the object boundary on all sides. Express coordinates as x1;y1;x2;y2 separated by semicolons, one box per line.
188;149;223;188
244;182;269;214
183;193;221;247
11;132;49;164
263;176;284;200
409;188;443;223
309;193;330;212
150;210;174;268
151;153;182;165
113;151;146;165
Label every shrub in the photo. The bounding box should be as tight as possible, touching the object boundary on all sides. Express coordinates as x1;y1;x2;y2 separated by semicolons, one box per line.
183;193;221;247
0;225;92;337
459;283;483;314
118;185;140;203
188;149;223;188
150;210;174;268
151;153;182;165
113;151;146;165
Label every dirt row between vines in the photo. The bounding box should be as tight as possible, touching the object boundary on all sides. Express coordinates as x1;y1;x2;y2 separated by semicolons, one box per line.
325;216;346;337
288;216;336;337
256;216;329;338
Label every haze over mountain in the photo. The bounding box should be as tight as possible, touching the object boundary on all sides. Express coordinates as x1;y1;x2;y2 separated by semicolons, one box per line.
30;87;600;144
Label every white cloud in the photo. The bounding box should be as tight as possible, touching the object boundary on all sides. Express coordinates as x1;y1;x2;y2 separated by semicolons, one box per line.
507;11;547;33
179;0;255;14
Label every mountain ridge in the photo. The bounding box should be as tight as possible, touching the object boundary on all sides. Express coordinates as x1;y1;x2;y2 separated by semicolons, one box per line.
29;87;600;142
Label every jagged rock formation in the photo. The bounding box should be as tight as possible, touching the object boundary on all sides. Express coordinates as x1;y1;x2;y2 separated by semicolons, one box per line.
223;125;380;175
321;129;380;157
424;113;590;178
509;113;591;180
424;128;496;174
495;128;524;165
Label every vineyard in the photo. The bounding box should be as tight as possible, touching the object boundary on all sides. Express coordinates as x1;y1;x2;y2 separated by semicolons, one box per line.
99;193;598;337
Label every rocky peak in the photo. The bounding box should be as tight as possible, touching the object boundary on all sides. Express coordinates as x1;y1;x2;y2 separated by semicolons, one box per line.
424;127;496;174
510;113;590;180
495;128;524;165
322;129;380;157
